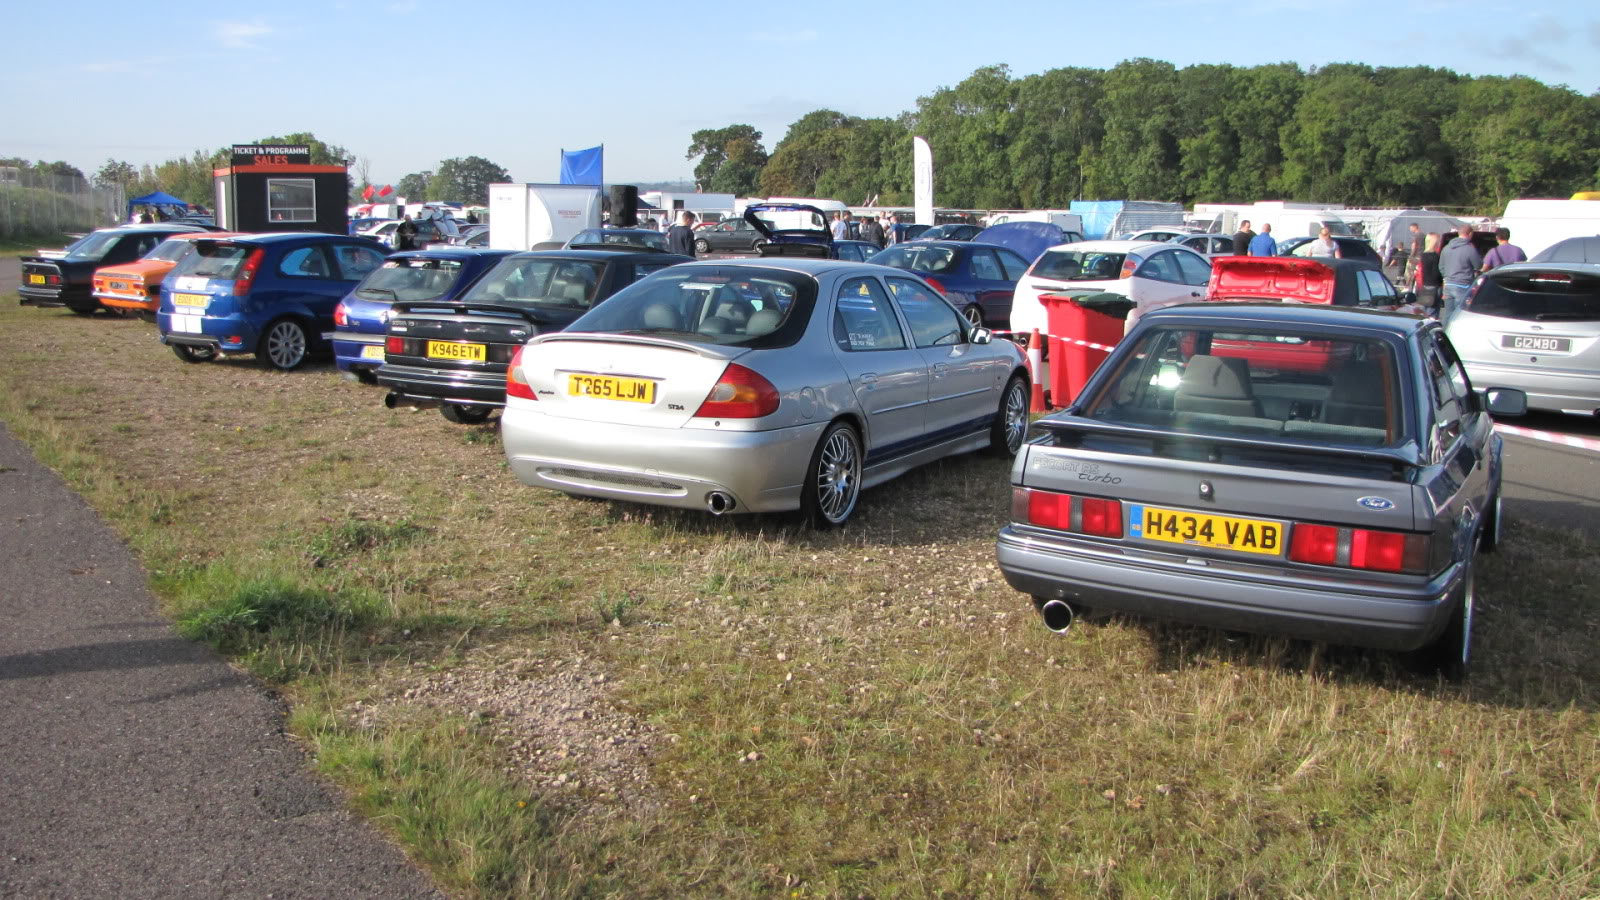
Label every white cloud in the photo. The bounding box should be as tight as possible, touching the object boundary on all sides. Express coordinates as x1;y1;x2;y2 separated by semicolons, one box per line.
213;20;274;49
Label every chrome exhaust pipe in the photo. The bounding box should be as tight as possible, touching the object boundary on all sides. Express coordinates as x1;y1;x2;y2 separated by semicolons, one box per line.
706;492;736;515
1039;599;1075;633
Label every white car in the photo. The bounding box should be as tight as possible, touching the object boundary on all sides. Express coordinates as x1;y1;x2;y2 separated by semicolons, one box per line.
1009;240;1214;337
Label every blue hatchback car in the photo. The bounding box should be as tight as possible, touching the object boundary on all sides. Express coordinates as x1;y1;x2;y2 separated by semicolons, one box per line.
157;233;390;370
867;240;1032;329
328;248;513;383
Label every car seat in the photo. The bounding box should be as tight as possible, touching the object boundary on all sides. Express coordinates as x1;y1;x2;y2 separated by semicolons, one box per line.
298;252;329;277
1174;355;1262;418
642;303;682;331
1323;362;1388;431
746;308;782;337
712;297;755;329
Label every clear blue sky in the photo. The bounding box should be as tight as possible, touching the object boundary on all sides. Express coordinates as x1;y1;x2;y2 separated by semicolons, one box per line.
5;0;1597;188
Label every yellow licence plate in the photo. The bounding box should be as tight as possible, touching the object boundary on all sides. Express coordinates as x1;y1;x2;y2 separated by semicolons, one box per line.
426;341;486;362
27;274;45;284
567;373;655;404
361;345;386;360
172;292;209;306
1128;504;1284;556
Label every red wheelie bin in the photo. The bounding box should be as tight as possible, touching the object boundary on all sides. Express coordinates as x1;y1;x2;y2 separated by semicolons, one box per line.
1039;292;1132;406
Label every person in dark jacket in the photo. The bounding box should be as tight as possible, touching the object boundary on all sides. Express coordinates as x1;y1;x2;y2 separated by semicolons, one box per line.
859;216;884;248
666;211;697;256
1232;220;1255;255
1412;232;1442;315
395;215;418;251
1438;225;1483;325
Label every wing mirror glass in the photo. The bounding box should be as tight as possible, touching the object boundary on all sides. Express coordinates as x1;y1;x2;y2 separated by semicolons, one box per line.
970;327;992;345
1483;388;1527;417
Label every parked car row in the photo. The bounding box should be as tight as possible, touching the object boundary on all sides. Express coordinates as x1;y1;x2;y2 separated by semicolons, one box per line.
19;215;1567;679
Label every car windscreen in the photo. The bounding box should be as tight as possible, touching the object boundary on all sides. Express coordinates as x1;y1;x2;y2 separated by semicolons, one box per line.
356;257;465;302
564;266;815;348
144;239;192;263
569;229;668;251
459;257;606;310
1467;269;1600;322
1081;325;1400;447
62;231;125;261
867;244;957;274
1032;249;1128;281
171;243;252;279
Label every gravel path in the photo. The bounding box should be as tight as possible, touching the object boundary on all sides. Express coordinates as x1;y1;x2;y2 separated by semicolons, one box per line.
0;421;441;899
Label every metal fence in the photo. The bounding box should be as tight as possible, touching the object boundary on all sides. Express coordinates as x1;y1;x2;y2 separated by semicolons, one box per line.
0;170;126;238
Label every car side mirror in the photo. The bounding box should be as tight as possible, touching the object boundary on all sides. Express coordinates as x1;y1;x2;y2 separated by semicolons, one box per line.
1483;388;1527;417
969;327;992;345
1400;290;1417;305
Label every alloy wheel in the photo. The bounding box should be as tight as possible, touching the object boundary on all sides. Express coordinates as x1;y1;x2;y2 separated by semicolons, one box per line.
815;428;861;524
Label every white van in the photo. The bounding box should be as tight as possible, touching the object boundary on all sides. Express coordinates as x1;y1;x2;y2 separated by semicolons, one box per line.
1498;199;1600;259
986;210;1084;234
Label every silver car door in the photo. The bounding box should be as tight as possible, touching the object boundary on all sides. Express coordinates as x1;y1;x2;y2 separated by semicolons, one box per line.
831;276;927;458
886;275;995;440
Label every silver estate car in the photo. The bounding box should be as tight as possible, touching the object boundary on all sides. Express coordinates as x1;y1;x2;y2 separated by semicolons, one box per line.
1445;261;1600;415
500;259;1031;527
996;303;1528;678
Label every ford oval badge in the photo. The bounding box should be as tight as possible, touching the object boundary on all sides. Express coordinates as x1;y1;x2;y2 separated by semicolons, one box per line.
1358;496;1394;511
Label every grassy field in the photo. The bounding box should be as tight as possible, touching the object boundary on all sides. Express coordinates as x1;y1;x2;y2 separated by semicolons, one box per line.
0;300;1596;898
0;231;74;257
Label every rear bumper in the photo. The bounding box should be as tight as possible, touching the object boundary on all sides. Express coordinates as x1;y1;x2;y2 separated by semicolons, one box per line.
157;311;259;354
19;284;93;310
501;404;825;514
330;335;386;374
995;525;1463;651
376;362;506;406
96;292;157;312
1459;360;1600;414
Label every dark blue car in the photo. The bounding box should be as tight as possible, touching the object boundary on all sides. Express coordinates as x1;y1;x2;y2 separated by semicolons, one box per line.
866;240;1032;329
329;248;513;382
158;233;391;369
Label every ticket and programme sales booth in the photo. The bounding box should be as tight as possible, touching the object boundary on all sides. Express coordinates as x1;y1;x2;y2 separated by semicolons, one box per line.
214;144;348;234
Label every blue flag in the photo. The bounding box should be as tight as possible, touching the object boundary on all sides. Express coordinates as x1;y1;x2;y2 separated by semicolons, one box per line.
559;146;603;186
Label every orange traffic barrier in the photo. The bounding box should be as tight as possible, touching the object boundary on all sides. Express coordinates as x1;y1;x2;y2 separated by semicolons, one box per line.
1027;329;1048;412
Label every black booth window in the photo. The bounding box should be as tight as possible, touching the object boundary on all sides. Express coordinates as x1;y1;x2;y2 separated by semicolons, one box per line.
267;178;316;223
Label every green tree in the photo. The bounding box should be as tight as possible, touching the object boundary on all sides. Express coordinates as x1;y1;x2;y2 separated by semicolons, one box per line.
428;157;508;203
910;64;1020;208
686;124;767;192
395;172;432;202
94;159;138;190
1444;75;1600;212
1084;59;1183;200
33;160;86;180
1009;67;1104;207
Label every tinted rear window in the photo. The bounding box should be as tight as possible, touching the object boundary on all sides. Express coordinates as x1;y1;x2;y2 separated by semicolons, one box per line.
461;257;606;310
62;231;124;261
868;244;957;273
356;258;465;302
1083;325;1401;447
566;266;814;348
146;239;192;263
1033;249;1127;281
1467;270;1600;321
171;243;252;279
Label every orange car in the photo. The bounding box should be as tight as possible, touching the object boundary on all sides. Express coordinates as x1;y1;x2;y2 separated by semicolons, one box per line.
93;232;245;314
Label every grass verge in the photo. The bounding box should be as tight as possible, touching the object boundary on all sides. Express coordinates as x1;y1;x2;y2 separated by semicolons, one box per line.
0;300;1596;897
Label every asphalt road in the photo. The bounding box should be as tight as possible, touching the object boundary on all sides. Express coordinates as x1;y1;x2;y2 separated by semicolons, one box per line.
0;399;438;893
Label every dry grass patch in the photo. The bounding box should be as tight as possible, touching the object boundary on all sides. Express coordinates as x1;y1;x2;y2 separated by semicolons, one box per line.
1;300;1597;898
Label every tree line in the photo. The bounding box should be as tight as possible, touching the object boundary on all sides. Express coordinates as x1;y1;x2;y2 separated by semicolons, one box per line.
688;60;1600;214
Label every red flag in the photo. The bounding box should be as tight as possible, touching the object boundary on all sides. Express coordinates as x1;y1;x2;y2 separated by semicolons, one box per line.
361;184;374;201
377;184;393;197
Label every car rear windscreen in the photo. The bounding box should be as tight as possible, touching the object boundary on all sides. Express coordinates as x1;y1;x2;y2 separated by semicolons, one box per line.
1032;249;1127;281
356;258;464;302
869;244;957;273
460;258;606;310
566;266;815;349
1467;270;1600;321
171;243;252;279
145;239;192;263
1082;325;1400;447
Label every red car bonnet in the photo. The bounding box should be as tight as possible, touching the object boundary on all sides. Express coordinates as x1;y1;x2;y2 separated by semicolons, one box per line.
1206;257;1336;304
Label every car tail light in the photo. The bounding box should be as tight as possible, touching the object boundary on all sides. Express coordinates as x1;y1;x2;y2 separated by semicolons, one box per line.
385;336;406;354
46;274;62;285
1120;257;1139;279
505;345;536;401
333;301;349;327
923;276;946;295
232;248;265;296
1289;522;1429;573
695;363;779;418
1014;488;1123;538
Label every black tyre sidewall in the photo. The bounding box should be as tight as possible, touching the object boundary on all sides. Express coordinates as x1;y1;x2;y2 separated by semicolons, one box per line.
802;421;862;529
257;318;309;371
440;404;493;425
988;376;1029;458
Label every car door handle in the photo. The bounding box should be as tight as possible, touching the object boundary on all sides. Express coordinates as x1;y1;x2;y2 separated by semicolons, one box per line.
860;373;878;384
932;363;949;376
1190;291;1202;297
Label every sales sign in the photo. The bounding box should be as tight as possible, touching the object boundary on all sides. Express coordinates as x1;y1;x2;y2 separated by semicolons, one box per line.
230;144;312;167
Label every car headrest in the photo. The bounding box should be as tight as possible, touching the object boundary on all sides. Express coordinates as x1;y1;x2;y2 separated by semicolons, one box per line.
746;308;782;336
1179;355;1254;400
641;303;681;330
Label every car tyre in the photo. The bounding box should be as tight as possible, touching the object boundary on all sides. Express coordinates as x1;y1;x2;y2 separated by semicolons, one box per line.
257;318;310;371
171;343;217;364
1416;560;1474;681
753;239;769;253
802;420;862;529
988;376;1029;458
440;404;494;425
962;305;984;328
69;306;95;317
694;239;710;255
1479;489;1502;553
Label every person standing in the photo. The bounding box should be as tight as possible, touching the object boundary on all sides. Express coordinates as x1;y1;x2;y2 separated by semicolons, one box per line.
1481;227;1526;272
1232;219;1255;255
1412;232;1443;316
1307;226;1341;258
1248;223;1277;257
1438;225;1483;325
859;215;884;248
666;211;697;257
830;213;850;241
883;213;899;245
395;214;418;251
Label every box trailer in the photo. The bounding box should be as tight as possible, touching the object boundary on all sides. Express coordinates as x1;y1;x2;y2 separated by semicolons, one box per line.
1497;199;1600;259
487;183;602;250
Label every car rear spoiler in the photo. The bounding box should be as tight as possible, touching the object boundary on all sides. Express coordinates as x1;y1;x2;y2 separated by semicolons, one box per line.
1035;414;1425;469
392;300;562;326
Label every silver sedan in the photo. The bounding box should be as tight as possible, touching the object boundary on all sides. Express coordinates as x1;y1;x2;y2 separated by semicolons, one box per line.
500;258;1031;527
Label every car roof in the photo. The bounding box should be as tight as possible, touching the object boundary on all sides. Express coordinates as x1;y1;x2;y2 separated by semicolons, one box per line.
1486;260;1600;277
1044;239;1180;253
389;247;513;261
671;257;865;277
1144;302;1428;335
504;249;690;262
228;232;368;245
